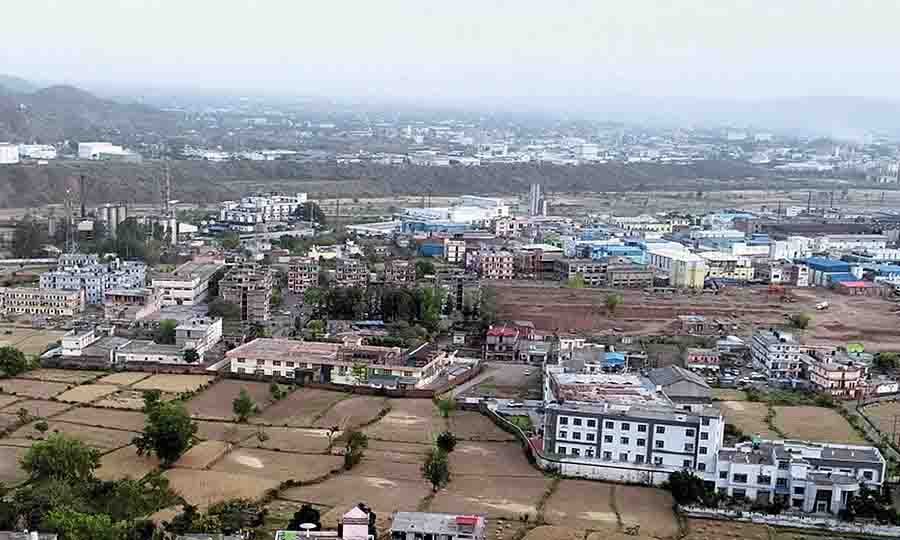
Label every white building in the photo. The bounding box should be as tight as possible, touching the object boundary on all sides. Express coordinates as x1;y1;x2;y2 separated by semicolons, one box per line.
646;247;708;289
151;261;223;306
175;316;223;356
40;254;147;305
78;142;124;159
443;237;466;264
0;287;84;317
219;193;308;225
18;144;57;160
0;143;20;164
816;234;888;253
751;329;802;379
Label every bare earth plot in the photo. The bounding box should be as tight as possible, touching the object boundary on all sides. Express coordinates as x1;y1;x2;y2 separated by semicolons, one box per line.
0;445;29;486
450;442;543;477
0;398;71;418
718;401;777;438
96;445;160;481
10;420;137;451
543;480;618;532
174;440;232;470
132;374;214;393
56;384;120;404
187;380;274;420
363;398;444;443
524;526;587;540
95;389;177;410
253;388;345;427
280;474;430;516
683;518;770;540
96;372;152;386
246;426;331;454
20;368;105;384
429;475;552;520
0;327;67;355
194;420;258;443
55;407;147;431
347;458;424;482
0;378;71;399
449;410;516;442
773;406;866;444
615;485;680;539
0;394;22;409
0;412;20;430
312;395;388;430
862;401;900;438
164;469;280;510
211;447;343;482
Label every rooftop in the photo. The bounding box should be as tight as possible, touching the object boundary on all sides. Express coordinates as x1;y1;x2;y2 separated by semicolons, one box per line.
154;261;223;282
391;512;485;535
647;366;710;389
227;338;340;362
550;372;671;406
119;339;183;356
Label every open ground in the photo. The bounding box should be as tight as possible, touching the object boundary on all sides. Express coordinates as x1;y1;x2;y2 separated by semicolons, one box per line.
721;400;864;444
0;325;67;355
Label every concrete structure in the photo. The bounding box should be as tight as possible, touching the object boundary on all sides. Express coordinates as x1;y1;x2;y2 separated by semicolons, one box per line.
0;143;21;164
834;281;892;297
390;512;486;540
220;263;274;322
471;250;514;280
384;259;417;284
335;258;369;288
219;193;308;226
647;366;713;409
0;287;84;317
78;142;126;160
528;183;546;217
484;325;519;361
606;264;654;289
287;257;319;294
802;350;868;399
115;340;190;366
699;251;754;281
683;348;721;371
646;247;707;289
17;144;57;160
103;288;162;321
151;261;223;306
555;258;607;287
443;237;466;264
175;316;223;356
40;254;146;304
97;204;128;238
751;329;802;379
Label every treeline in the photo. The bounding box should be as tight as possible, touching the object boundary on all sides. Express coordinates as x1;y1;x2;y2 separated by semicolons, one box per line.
305;285;445;333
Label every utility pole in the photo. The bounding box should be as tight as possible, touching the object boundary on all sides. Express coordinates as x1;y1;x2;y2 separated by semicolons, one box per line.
79;175;87;218
806;191;812;214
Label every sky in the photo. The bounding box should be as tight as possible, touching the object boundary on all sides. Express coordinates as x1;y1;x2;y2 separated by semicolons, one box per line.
5;0;900;103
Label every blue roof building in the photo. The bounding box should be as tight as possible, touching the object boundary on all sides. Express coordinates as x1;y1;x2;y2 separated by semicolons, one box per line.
802;257;850;273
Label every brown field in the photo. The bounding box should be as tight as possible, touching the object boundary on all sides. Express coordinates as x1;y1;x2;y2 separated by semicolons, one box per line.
187;380;274;420
211;447;343;482
96;445;160;481
164;469;280;509
719;401;777;438
133;374;214;393
56;384;120;404
96;372;152;386
0;445;29;485
712;389;747;401
366;439;432;455
95;389;176;410
312;395;389;429
363;449;429;465
684;518;770;540
773;406;866;444
10;420;137;451
0;326;67;355
0;378;71;399
524;526;586;540
450;442;542;477
363;398;444;443
0;412;19;430
543;480;618;531
0;394;22;409
615;485;680;538
254;388;345;427
347;459;424;482
429;475;552;520
20;368;105;384
280;474;430;515
1;398;71;418
449;410;516;441
861;401;900;440
194;420;258;443
55;407;147;431
175;440;232;470
245;426;331;454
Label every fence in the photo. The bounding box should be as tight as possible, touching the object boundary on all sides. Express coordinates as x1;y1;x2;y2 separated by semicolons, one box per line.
682;506;900;538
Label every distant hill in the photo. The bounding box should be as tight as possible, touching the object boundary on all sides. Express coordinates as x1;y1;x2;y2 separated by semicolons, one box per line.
0;74;39;94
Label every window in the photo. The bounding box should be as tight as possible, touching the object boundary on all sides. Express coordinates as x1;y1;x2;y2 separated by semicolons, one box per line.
560;417;569;425
621;422;630;431
572;448;581;457
732;489;746;499
273;360;281;366
793;486;805;495
757;475;771;485
699;447;707;455
286;361;295;367
654;457;663;465
638;424;648;433
776;478;787;488
863;471;874;481
637;438;646;447
559;430;568;439
700;432;709;441
732;474;748;483
586;433;595;442
573;432;582;440
719;471;728;479
573;418;582;426
683;460;693;469
586;448;594;458
702;417;710;426
605;421;614;429
655;440;664;449
684;443;694;452
636;455;645;464
697;463;706;471
686;429;695;438
604;435;613;443
587;419;596;428
621;437;629;445
619;452;628;462
656;426;665;434
778;461;789;470
256;359;265;365
557;446;567;455
603;451;612;460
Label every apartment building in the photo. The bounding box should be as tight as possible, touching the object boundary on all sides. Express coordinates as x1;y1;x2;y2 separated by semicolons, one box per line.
220;264;274;322
472;250;514;280
151;261;223;306
606;264;654;289
443;237;466;264
784;263;810;287
751;329;802;379
646;247;707;289
219;192;307;225
175;317;223;356
802;351;867;398
484;325;519;361
335;258;369;288
384;259;417;284
287;257;319;294
40;255;146;304
103;288;162;321
714;440;885;514
683;348;721;371
0;287;84;317
698;251;754;281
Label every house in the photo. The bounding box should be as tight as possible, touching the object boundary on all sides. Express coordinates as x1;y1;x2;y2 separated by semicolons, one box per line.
335;258;369;288
384;259;417;284
483;325;519;361
287;257;319;294
103;288;162;321
276;504;374;540
151;261;223;306
716;335;747;355
751;329;802;379
683;348;720;371
647;365;712;410
678;315;719;335
220;263;274;322
390;512;486;540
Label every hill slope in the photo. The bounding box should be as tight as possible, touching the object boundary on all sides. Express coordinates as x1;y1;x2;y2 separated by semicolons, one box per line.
0;74;38;94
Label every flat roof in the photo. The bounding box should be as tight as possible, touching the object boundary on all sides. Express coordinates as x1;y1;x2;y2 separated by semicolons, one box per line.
154;261;223;282
227;338;340;361
119;339;182;356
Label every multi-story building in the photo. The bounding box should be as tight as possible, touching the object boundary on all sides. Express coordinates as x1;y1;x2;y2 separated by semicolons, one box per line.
390;512;486;540
646;247;707;289
151;261;223;306
175;317;223;356
287;257;319;294
484;324;520;361
683;348;721;371
40;254;146;304
384;259;417;284
219;193;308;226
715;440;885;514
698;251;754;281
335;258;369;288
802;351;867;399
785;263;810;287
606;264;654;289
472;250;514;280
443;237;466;264
0;287;84;317
103;288;162;321
556;258;607;287
751;329;802;379
220;264;274;322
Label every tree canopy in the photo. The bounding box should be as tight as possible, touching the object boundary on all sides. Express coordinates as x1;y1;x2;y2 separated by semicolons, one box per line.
208;298;241;320
21;433;101;483
232;388;255;422
0;345;29;377
422;447;451;491
133;391;197;466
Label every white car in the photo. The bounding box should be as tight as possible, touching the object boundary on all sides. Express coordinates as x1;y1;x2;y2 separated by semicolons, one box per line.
524;369;532;375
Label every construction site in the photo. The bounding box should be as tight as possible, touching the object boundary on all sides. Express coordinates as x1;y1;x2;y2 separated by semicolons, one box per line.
492;281;900;351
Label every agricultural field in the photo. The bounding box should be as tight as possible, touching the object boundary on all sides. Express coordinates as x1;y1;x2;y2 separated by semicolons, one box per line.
56;383;120;403
132;374;214;393
712;389;747;401
95;390;168;410
254;387;345;427
363;398;445;443
0;412;20;430
683;519;771;540
0;445;28;485
449;410;516;442
96;445;160;481
174;440;232;470
247;426;331;453
311;395;388;429
861;401;900;441
20;368;105;384
9;420;137;451
0;398;71;418
429;474;552;520
164;469;280;509
210;448;343;482
0;378;71;399
614;486;679;538
543;480;618;531
0;394;22;409
772;406;865;444
55;407;147;431
96;371;152;386
718;401;777;438
0;326;67;355
186;380;274;420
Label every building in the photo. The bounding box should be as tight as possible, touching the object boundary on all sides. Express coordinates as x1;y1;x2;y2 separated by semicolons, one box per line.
335;258;369;288
443;237;466;264
714;440;885;514
384;259;417;284
528;183;546;217
683;348;721;372
678;315;719;335
484;325;519;361
227;338;450;388
555;258;607;287
175;316;223;356
151;261;223;306
219;193;308;226
803;351;867;399
115;340;191;366
751;329;802;379
785;263;810;287
472;250;514;280
77;142;132;160
646;247;707;289
698;251;754;281
287;257;319;294
0;287;84;317
390;512;486;540
220;264;274;322
606;264;654;289
40;254;146;304
0;143;21;164
646;366;713;409
17;144;57;160
834;280;892;297
103;288;162;321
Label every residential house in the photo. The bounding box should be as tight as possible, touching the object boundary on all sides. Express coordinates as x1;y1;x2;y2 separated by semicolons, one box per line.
390;512;486;540
751;329;802;379
683;348;721;372
287;257;319;294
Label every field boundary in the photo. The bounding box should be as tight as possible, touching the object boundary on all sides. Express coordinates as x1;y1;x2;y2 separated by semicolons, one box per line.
682;506;900;538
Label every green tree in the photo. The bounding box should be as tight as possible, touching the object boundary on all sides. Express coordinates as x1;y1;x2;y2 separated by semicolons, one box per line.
565;273;586;288
221;232;240;250
343;429;368;470
34;419;49;435
155;319;178;345
182;348;200;364
133;392;197;467
0;345;29;377
270;287;283;307
422;448;451;491
790;312;811;329
287;503;321;531
351;363;368;385
663;469;708;505
208;298;241;320
875;352;899;371
21;433;101;483
232;388;255;422
12;217;48;258
605;293;623;315
415;259;436;279
436;431;458;453
479;286;498;328
45;507;126;540
436;397;456;418
307;319;326;337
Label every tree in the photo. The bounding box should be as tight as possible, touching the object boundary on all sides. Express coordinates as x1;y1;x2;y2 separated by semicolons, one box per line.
269;382;287;401
343;429;368;470
565;273;586;289
605;293;623;315
287;503;322;531
221;232;240;250
436;397;456;418
422;448;450;491
182;348;200;364
34;419;49;435
232;388;255;423
208;298;241;320
790;312;811;330
875;352;899;371
663;469;707;506
350;363;368;385
21;433;101;483
294;201;327;224
307;319;326;338
0;345;29;377
479;286;498;328
270;287;283;307
436;431;458;453
155;319;178;345
415;259;436;279
45;508;126;540
12;217;48;258
133;393;197;467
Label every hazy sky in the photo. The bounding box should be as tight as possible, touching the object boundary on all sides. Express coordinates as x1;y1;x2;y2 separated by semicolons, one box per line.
6;0;900;102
